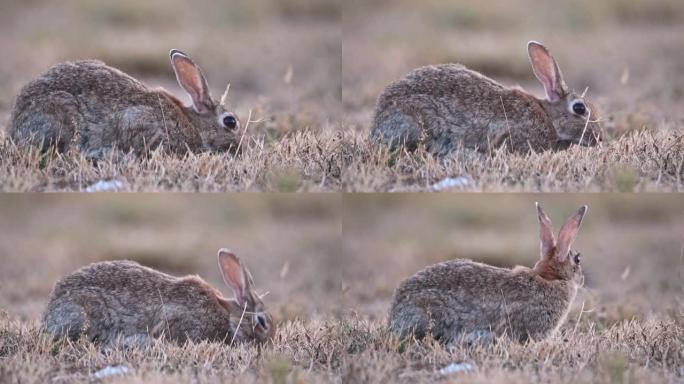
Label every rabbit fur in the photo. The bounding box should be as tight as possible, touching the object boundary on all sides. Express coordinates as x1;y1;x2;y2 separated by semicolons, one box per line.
388;203;588;345
41;249;273;347
7;49;241;159
371;41;601;156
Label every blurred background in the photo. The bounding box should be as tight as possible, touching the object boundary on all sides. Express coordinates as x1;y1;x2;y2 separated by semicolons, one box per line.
0;194;681;330
0;0;341;139
3;0;683;139
343;0;684;137
0;195;342;324
342;194;684;327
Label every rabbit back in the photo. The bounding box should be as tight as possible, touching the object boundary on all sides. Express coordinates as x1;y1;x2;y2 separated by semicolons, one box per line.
371;64;557;155
388;259;576;343
42;260;234;346
8;60;196;157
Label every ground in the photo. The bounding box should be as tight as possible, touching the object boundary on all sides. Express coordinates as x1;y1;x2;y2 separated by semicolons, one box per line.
341;0;684;192
1;0;683;191
0;0;682;382
1;195;682;383
0;0;341;192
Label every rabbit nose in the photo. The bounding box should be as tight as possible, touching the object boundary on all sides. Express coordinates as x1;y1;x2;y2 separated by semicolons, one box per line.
589;131;601;145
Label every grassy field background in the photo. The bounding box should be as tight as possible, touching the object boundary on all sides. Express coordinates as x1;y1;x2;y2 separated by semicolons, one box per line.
1;0;683;191
0;0;341;191
341;0;684;191
0;195;343;322
338;194;684;383
1;194;682;382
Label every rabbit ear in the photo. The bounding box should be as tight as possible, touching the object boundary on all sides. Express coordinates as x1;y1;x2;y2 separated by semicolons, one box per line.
527;41;568;103
556;206;588;262
170;49;214;114
218;249;250;308
536;202;556;259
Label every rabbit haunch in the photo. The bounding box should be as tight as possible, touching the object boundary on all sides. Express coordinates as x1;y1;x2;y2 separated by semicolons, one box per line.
7;49;241;159
388;203;588;345
41;249;273;347
371;41;601;156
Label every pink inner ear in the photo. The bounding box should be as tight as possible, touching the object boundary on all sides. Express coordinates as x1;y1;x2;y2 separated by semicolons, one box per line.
555;207;587;261
529;46;560;102
539;228;556;259
537;204;556;259
172;55;210;113
219;252;247;306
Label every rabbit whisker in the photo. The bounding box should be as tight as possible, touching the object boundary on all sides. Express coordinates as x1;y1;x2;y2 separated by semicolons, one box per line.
581;86;589;98
230;302;248;346
258;291;270;299
220;83;231;107
570;300;590;340
578;108;592;147
236;109;256;154
241;311;260;315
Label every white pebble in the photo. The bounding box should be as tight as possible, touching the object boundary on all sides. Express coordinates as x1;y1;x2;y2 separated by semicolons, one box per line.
83;179;124;192
438;362;477;375
431;177;470;191
92;365;131;378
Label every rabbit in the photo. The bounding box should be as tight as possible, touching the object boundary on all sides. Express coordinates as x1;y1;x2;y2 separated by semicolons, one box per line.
7;49;241;159
370;41;602;156
41;249;273;347
388;203;588;345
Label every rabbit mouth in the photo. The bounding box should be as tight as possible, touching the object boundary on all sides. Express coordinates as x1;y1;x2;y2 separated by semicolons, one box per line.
556;137;597;149
555;139;574;149
205;138;241;155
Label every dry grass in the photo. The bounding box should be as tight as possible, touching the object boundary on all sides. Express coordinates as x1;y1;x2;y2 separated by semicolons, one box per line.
1;1;683;191
0;130;342;192
0;195;682;383
2;122;682;192
333;194;684;383
341;127;684;192
342;0;684;192
1;314;682;383
0;0;341;192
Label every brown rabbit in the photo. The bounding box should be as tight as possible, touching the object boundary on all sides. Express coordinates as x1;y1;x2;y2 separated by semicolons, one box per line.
7;50;241;159
41;249;273;347
371;41;601;156
388;203;587;345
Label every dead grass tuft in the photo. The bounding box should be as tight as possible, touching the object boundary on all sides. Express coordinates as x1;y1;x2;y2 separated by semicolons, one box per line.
0;129;342;192
5;123;680;192
1;313;681;383
341;126;684;192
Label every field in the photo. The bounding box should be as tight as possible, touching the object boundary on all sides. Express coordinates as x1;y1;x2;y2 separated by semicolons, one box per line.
340;194;684;383
0;0;341;192
1;194;682;383
1;1;683;191
0;195;345;382
1;1;683;383
341;0;684;192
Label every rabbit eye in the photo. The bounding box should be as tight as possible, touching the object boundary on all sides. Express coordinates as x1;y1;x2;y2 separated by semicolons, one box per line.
221;114;237;130
572;102;586;115
255;313;268;329
573;252;581;264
